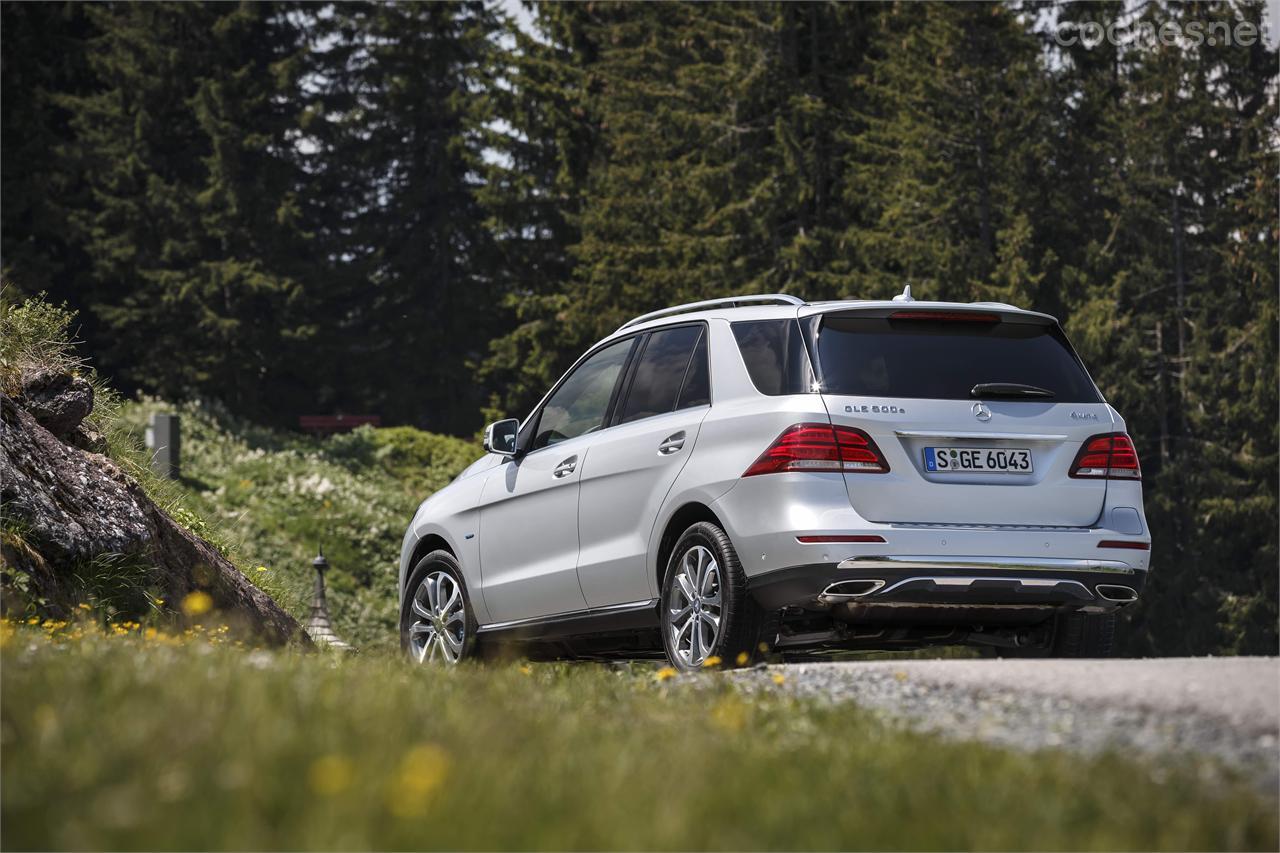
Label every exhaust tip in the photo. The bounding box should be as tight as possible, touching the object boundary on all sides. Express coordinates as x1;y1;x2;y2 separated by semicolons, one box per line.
819;579;886;602
1095;584;1139;604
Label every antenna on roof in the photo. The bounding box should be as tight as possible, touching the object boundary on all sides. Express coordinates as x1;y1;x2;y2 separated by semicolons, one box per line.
892;285;914;303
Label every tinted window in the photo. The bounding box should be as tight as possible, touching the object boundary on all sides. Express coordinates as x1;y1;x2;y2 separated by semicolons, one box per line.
618;325;702;424
533;338;634;449
676;330;710;409
814;316;1102;402
731;319;814;395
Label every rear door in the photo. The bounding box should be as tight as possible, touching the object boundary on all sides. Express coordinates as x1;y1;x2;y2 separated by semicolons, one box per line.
575;324;712;608
805;307;1113;527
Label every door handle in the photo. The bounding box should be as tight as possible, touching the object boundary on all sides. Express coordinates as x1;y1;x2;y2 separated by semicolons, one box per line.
658;431;686;455
553;455;578;478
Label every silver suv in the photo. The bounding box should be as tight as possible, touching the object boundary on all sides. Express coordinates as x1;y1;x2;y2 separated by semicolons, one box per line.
399;292;1150;668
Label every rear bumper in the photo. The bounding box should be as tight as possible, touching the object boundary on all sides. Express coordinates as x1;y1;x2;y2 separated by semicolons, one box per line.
749;558;1147;613
710;472;1151;580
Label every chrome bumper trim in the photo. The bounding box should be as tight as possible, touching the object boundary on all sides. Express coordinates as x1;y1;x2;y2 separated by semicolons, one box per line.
877;576;1092;597
893;430;1069;441
836;555;1137;575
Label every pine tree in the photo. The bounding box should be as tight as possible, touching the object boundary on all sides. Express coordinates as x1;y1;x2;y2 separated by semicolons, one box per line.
475;2;598;422
60;2;312;420
301;1;502;432
0;3;95;306
844;3;1052;305
480;2;883;417
1051;1;1278;654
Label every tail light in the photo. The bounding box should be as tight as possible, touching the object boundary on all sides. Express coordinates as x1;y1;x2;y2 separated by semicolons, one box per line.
743;423;890;477
1070;433;1141;480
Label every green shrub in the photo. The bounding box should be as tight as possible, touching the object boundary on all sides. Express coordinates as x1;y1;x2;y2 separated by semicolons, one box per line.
117;400;481;648
0;290;83;396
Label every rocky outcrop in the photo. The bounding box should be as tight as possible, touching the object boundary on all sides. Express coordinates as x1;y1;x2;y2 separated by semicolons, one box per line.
0;390;305;646
18;369;94;440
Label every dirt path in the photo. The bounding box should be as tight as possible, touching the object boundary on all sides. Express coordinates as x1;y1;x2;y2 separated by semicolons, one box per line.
736;657;1280;791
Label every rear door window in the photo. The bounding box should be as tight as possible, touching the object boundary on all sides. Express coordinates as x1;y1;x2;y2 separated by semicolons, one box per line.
813;315;1102;402
676;330;710;409
731;319;814;396
617;325;705;424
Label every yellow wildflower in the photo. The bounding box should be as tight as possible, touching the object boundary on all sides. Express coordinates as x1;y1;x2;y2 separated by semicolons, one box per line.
757;641;770;653
256;565;269;573
710;697;747;732
654;666;678;682
386;744;450;818
518;664;532;676
308;755;355;797
701;655;723;669
771;672;786;686
735;651;750;666
181;590;214;617
77;603;92;611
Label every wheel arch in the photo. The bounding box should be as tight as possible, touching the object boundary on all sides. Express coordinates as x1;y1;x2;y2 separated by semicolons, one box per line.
404;534;456;592
654;502;724;593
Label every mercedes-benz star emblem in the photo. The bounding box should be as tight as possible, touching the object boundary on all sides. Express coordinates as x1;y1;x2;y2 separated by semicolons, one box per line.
972;402;992;422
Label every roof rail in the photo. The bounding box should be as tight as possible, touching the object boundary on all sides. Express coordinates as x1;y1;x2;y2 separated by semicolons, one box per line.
617;294;804;331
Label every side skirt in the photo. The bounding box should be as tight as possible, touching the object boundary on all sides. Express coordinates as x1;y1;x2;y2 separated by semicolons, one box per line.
476;598;660;642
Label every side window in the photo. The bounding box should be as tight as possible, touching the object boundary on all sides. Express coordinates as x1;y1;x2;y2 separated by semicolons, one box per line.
676;329;709;409
731;319;814;395
617;325;703;424
532;338;634;450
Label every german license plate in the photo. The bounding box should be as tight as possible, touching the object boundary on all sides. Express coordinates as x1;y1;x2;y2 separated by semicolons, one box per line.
924;446;1033;473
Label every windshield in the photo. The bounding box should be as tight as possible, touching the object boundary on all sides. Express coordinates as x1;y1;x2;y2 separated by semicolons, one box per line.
811;315;1103;403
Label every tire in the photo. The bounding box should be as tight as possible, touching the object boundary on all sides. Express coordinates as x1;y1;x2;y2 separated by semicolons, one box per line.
1049;610;1118;657
400;551;478;664
659;521;768;671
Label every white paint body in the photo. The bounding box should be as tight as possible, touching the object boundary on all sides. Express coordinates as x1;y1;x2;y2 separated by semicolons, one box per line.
399;299;1151;631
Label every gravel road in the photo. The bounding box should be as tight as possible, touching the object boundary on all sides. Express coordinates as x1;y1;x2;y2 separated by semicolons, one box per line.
735;657;1279;790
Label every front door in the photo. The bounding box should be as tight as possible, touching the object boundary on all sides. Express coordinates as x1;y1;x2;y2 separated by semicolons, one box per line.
477;337;636;623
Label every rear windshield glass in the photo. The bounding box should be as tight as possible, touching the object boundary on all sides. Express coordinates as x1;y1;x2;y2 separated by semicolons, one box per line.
731;319;814;395
813;315;1102;403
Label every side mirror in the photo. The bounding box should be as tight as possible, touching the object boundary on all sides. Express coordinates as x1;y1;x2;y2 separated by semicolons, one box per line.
482;418;519;457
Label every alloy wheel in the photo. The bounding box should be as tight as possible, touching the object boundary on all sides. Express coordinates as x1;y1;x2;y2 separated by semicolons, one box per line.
408;570;466;664
666;544;722;666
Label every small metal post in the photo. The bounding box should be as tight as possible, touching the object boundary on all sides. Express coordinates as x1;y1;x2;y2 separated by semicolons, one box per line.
144;413;180;479
306;547;351;650
312;548;329;605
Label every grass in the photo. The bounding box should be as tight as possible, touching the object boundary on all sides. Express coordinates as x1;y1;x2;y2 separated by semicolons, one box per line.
2;623;1275;852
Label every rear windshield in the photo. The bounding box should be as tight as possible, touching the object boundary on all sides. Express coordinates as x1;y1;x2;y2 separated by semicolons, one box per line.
812;315;1103;403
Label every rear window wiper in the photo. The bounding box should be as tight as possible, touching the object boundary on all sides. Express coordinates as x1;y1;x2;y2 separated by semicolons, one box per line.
970;382;1056;399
